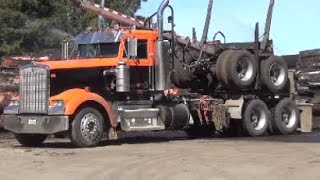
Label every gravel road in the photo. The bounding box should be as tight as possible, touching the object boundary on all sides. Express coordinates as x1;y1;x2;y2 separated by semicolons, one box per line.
0;131;320;180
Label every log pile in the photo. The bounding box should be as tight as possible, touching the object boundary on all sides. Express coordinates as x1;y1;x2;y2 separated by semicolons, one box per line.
295;49;320;115
0;57;32;127
296;49;320;99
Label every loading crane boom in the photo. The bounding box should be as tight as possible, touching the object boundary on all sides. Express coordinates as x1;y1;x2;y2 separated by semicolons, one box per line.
72;0;145;28
72;0;217;55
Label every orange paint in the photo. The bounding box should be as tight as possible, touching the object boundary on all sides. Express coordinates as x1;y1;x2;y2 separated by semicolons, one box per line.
36;29;159;121
50;89;116;127
37;30;158;70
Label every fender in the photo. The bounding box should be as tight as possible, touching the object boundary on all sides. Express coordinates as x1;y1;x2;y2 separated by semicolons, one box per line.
51;88;116;127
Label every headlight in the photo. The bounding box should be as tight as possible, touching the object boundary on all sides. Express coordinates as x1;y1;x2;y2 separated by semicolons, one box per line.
9;100;19;106
4;100;19;114
53;100;64;107
49;100;65;115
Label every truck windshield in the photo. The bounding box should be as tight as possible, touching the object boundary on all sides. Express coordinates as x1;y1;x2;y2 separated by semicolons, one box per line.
78;42;120;58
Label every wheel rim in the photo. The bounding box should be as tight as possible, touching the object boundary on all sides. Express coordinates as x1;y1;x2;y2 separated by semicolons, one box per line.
80;113;100;141
237;57;254;81
269;62;286;86
280;106;297;128
250;108;267;131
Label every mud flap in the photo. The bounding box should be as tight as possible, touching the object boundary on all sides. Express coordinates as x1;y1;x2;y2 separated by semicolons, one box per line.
107;127;118;140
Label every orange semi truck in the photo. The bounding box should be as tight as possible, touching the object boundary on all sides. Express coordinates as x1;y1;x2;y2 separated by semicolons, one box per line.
3;0;300;147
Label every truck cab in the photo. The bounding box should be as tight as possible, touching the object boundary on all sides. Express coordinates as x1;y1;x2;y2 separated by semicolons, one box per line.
2;28;167;147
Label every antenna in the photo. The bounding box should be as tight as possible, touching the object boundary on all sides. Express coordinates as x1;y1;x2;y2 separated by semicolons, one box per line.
98;0;106;30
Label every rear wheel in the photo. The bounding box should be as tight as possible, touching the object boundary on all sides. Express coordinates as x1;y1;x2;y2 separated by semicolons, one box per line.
228;50;257;89
261;56;288;93
242;99;270;137
70;107;105;148
272;98;299;135
216;50;235;87
15;134;47;147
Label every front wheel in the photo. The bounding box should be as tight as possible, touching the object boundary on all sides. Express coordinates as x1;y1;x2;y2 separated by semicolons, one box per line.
15;134;47;147
242;99;271;137
70;107;105;148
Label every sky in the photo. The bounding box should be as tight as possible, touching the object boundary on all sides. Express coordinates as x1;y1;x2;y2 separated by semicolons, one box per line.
137;0;320;55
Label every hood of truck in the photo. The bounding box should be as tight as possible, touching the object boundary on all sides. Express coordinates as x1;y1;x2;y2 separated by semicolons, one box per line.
37;57;153;70
36;57;121;70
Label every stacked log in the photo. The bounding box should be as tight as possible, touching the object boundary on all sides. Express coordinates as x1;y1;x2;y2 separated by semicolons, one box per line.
296;49;320;98
294;49;320;115
0;57;32;127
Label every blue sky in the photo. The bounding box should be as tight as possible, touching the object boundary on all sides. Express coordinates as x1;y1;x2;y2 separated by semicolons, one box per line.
137;0;320;55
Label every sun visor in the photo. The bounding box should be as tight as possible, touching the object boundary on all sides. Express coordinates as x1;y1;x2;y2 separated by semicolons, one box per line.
75;31;116;45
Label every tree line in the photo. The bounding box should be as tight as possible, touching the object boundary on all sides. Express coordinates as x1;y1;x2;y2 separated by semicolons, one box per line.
0;0;147;57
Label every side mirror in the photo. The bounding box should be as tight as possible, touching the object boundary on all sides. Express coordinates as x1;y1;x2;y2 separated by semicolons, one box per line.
168;16;173;23
127;38;138;58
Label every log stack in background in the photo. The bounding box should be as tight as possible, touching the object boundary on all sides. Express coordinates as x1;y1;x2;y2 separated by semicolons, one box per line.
295;49;320;115
0;57;32;128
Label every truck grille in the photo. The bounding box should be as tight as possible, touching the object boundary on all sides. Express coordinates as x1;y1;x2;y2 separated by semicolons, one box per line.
19;65;49;114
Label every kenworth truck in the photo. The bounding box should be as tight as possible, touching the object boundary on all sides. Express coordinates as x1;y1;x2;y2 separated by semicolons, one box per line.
3;0;300;147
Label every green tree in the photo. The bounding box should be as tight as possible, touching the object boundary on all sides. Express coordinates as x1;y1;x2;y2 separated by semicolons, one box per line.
0;0;26;55
101;0;147;17
0;0;64;56
0;0;148;57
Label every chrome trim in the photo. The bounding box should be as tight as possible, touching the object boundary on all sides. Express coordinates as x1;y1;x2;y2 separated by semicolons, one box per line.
19;64;50;114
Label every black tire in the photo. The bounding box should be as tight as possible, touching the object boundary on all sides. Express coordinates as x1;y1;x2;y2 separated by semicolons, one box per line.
70;107;105;148
227;50;257;89
15;134;47;147
272;98;299;135
261;56;288;93
216;50;235;87
242;99;270;137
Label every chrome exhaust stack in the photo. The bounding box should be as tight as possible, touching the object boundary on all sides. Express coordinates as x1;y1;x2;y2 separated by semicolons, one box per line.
155;0;170;91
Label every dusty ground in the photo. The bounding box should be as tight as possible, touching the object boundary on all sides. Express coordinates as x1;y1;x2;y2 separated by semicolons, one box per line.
0;131;320;180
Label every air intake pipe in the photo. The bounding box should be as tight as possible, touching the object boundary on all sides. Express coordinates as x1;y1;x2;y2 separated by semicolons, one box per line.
155;0;170;91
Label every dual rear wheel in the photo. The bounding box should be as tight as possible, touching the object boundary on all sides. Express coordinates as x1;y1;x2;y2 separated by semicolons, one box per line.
217;50;288;93
242;98;299;137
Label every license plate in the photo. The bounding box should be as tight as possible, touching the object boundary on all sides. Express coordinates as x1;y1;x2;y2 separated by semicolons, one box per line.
28;119;37;125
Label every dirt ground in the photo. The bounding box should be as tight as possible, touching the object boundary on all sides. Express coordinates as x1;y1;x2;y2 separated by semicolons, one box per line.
0;131;320;180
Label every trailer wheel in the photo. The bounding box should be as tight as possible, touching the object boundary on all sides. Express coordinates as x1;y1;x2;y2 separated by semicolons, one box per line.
216;50;235;86
70;107;105;148
272;98;299;135
15;134;47;147
243;99;270;137
261;56;288;93
228;50;257;89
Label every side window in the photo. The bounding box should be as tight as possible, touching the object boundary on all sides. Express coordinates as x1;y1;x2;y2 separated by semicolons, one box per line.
125;39;148;59
137;40;148;59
